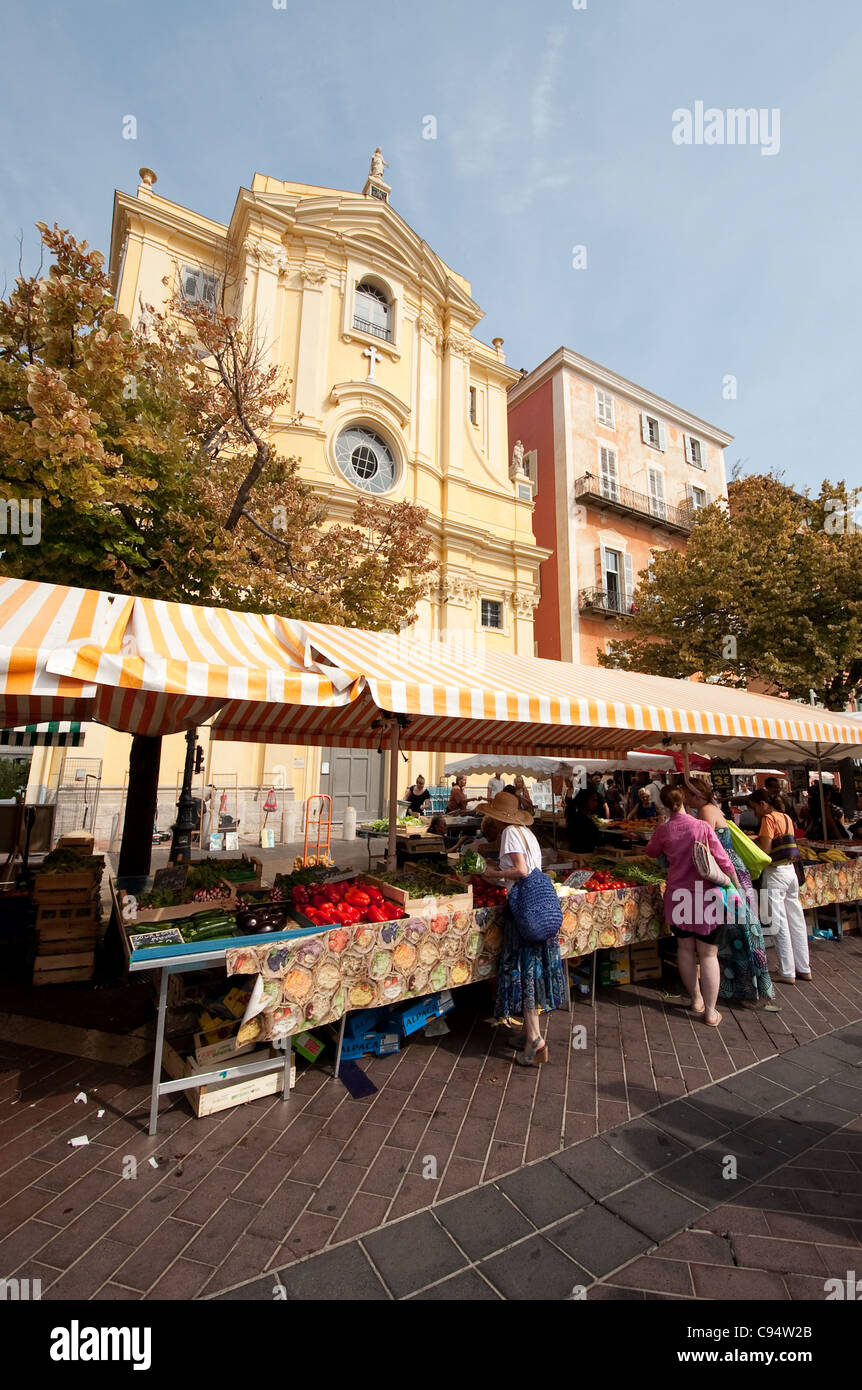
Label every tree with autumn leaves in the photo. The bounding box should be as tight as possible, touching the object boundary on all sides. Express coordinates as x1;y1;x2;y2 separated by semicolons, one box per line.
0;224;437;869
600;474;862;711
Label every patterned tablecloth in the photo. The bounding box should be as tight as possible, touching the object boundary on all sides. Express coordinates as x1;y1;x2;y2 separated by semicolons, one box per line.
799;859;862;910
225;885;666;1043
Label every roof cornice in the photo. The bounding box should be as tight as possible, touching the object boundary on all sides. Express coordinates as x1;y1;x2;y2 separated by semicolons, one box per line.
508;345;734;447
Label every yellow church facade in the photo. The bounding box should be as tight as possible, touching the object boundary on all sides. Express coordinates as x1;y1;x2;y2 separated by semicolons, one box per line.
32;155;547;839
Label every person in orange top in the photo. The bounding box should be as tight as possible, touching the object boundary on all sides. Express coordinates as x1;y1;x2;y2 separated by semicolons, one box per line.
752;791;812;984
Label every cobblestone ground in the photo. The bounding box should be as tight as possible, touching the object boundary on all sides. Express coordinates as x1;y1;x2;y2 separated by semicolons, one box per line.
0;930;859;1300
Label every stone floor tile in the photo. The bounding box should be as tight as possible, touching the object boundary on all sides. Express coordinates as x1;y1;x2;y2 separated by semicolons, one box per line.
408;1268;501;1299
603;1117;691;1172
689;1262;790;1299
478;1235;589;1300
497;1160;590;1228
606;1254;693;1295
604;1177;706;1243
361;1211;465;1298
548;1202;653;1277
435;1184;534;1260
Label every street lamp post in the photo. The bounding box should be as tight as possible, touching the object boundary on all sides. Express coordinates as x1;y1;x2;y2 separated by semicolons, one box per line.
170;728;198;863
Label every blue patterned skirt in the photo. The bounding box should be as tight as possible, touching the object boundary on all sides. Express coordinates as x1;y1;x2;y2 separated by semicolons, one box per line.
715;826;775;1003
495;910;566;1019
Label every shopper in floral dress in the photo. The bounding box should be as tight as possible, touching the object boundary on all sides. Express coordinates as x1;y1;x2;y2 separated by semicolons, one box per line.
683;777;777;1009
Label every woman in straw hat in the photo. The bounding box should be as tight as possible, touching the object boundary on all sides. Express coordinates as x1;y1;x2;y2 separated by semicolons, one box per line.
475;790;566;1066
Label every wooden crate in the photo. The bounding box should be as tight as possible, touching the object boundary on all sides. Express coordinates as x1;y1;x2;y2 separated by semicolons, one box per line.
36;899;100;928
32;949;95;985
362;872;472;915
630;940;662;981
34;875;100;905
37;918;101;955
161;1040;293;1118
115;885;233;925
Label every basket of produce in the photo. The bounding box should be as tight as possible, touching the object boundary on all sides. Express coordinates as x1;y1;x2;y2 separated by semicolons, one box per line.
289;878;408;928
359;816;426;836
363;868;472;914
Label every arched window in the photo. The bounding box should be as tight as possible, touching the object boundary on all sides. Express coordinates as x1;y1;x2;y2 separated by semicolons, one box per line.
353;280;392;342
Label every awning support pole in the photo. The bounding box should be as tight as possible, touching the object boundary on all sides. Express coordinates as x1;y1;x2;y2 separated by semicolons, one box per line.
386;721;400;872
681;741;692;780
815;743;829;840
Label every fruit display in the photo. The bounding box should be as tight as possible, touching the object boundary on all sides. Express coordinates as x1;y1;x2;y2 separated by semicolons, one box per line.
469;876;507;908
290;878;408;927
362;816;424;833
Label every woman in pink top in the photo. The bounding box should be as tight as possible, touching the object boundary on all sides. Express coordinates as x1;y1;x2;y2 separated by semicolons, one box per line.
644;784;741;1028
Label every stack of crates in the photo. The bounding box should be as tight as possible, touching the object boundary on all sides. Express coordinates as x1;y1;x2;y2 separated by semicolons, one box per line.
32;849;104;985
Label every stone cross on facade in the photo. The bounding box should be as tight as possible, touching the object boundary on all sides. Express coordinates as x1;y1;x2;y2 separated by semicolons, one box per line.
363;344;380;381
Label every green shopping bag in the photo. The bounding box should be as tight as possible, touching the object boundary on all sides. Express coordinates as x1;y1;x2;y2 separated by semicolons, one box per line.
727;820;771;876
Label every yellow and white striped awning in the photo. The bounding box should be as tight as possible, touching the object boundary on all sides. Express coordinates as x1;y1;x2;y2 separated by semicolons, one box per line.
211;620;862;763
0;581;360;736
4;581;861;762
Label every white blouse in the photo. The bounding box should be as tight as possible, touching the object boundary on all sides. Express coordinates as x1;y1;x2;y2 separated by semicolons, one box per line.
498;824;542;873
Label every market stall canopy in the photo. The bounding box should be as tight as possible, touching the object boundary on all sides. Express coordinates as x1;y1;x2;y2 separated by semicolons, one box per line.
0;579;360;736
442;751;676;779
0;578;107;726
0;721;87;748
443;755;571;780
211;620;862;762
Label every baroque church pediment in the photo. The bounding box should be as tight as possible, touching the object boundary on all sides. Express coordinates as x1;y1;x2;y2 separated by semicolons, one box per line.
249;189;479;321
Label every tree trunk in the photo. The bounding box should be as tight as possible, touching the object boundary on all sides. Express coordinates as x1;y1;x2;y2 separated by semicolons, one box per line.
117;734;162;879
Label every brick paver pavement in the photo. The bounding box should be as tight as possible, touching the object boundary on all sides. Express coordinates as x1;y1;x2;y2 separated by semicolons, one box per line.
0;931;859;1299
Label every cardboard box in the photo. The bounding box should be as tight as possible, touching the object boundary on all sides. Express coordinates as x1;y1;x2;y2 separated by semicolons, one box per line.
161;1040;293;1118
292;1030;326;1063
390;990;455;1037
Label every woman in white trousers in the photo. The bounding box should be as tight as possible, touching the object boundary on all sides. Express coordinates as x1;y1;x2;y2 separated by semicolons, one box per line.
753;792;812;983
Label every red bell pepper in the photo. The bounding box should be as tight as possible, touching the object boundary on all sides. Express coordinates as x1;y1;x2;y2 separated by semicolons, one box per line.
345;887;370;908
303;906;323;924
323;883;344;903
363;886;384;905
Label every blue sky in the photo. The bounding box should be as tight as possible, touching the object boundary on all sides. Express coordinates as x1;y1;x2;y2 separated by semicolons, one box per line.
1;0;859;492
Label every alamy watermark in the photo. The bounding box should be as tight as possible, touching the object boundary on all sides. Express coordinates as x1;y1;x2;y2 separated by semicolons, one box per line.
0;498;40;545
672;102;780;156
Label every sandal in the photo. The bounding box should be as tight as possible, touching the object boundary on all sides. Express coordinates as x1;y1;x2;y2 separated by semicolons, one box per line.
704;1010;722;1027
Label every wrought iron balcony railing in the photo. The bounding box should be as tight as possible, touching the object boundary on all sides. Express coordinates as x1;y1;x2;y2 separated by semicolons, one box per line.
352;315;392;342
573;474;696;533
579;587;635;618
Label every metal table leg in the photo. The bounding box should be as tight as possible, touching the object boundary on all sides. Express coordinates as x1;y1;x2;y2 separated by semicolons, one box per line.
148;967;169;1137
591;950;597;1009
282;1036;292;1100
333;1011;348;1078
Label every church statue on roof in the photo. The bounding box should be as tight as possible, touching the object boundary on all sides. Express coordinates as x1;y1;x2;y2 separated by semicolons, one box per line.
369;147;387;178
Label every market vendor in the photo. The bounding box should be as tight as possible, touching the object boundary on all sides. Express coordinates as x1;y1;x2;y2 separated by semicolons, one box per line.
506;774;534;813
451;815;500;858
445;775;480;814
565;787;605;853
404;775;431;815
624;787;659;823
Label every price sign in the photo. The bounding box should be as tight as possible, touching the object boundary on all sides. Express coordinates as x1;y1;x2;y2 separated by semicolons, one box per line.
710;763;733;799
153;864;189;893
791;766;810;793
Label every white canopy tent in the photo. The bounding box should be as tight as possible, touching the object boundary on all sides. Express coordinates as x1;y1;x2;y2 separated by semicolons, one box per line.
443;751;676;781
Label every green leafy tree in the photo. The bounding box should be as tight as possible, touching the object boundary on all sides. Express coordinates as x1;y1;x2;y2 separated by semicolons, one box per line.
599;474;862;710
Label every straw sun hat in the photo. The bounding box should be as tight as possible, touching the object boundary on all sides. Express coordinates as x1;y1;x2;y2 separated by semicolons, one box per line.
474;790;534;826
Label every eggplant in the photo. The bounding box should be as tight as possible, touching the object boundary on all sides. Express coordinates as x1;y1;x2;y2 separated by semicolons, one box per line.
237;905;288;934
